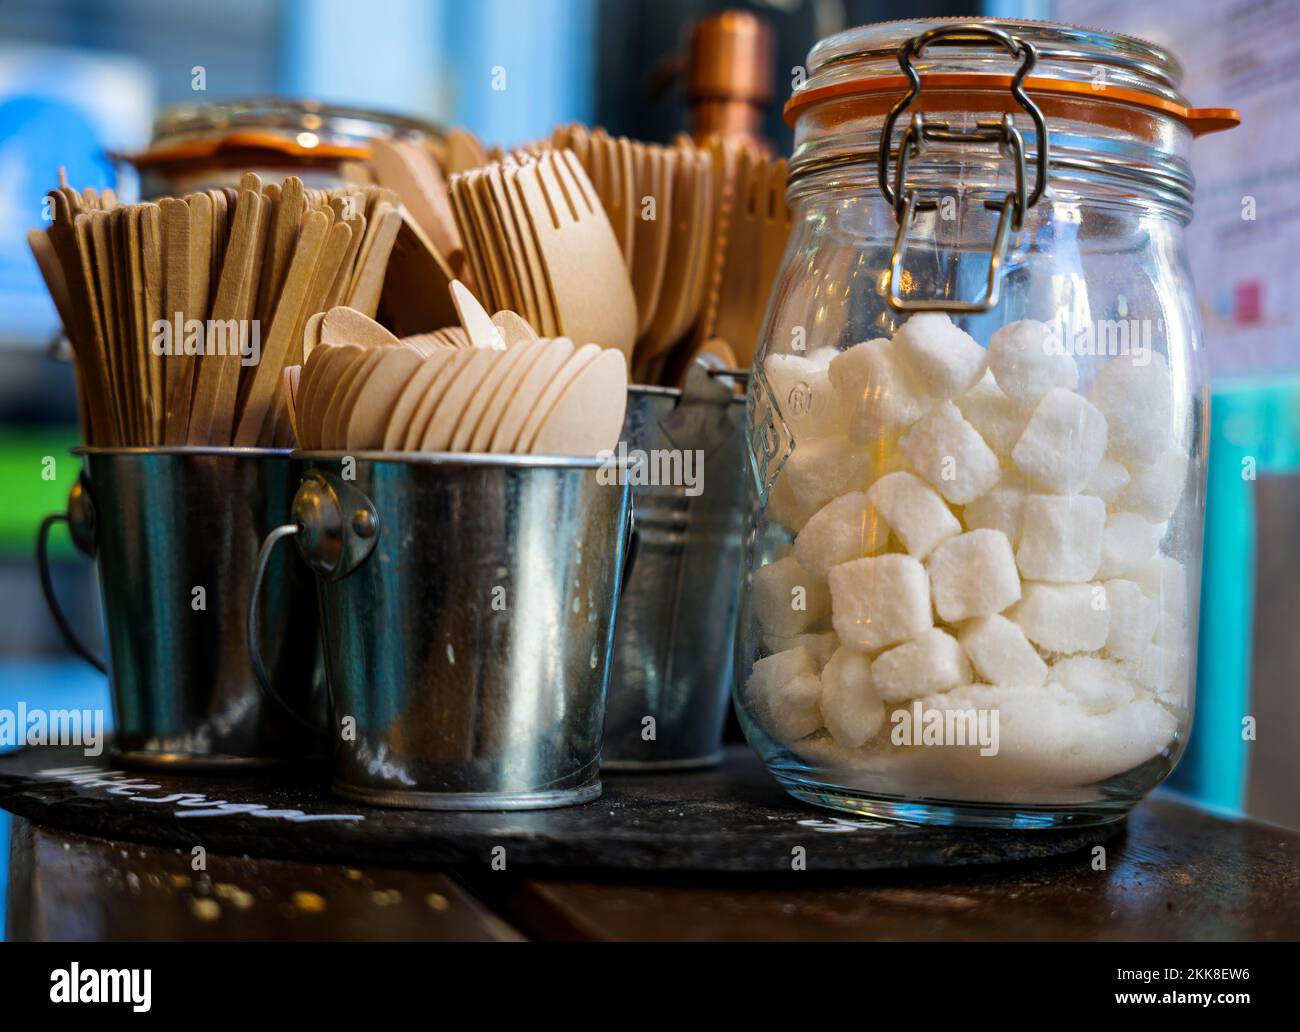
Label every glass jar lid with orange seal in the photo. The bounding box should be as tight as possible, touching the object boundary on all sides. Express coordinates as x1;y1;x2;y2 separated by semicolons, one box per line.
129;97;443;199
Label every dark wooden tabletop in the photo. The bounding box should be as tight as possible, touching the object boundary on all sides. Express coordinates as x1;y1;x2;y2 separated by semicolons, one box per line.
7;792;1299;941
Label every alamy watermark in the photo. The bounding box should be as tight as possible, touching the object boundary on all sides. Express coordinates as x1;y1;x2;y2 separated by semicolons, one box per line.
597;443;705;497
151;313;261;367
0;702;104;756
890;701;1000;756
1043;296;1153;366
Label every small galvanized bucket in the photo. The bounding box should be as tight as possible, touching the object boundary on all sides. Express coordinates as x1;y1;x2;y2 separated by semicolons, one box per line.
36;447;323;768
603;364;748;770
249;452;632;810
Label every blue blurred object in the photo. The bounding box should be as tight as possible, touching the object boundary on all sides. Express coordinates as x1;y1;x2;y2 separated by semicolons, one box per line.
281;0;597;144
1169;378;1300;811
0;659;113;942
0;44;152;345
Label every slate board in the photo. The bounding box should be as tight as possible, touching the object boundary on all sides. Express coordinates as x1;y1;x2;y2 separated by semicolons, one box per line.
0;745;1120;874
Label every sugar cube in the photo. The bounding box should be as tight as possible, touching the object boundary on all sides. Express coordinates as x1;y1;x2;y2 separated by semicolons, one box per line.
1102;578;1159;660
1119;448;1188;523
746;646;822;741
794;491;891;577
1128;555;1188;630
898;401;1001;504
1125;643;1187;705
1097;512;1163;578
763;353;844;442
892;313;988;399
764;477;808;535
955;371;1027;456
1089;353;1173;464
958;614;1047;687
786;435;877;498
820;646;885;747
1009;582;1110;653
1083;457;1131;503
752;554;830;637
871;628;971;702
987;319;1078;407
866;471;961;559
1011;388;1108;493
1015;493;1105;582
828;553;932;651
1051;656;1136;715
927;529;1022;622
828;337;934;440
762;630;839;666
962;485;1028;547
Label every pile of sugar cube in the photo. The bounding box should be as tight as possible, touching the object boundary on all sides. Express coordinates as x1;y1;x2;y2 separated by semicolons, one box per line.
746;313;1190;793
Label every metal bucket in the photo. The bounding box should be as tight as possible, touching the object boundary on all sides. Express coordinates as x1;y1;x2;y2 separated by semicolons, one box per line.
249;452;632;810
36;447;323;769
603;364;747;770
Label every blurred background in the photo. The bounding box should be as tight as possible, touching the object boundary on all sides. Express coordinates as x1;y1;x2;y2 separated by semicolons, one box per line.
1;0;1297;932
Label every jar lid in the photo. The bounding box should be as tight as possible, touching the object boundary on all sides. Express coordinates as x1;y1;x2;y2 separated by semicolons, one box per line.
131;98;442;169
785;18;1239;137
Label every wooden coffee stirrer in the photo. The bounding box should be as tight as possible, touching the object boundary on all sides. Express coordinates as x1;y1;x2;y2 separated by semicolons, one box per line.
87;210;129;442
28;224;111;445
162;192;214;442
67;213;117;444
346;202;401;318
256;176;304;328
187;187;262;444
294;219;355;348
282;366;302;442
233;208;329;445
104;207;142;441
139;204;165;443
67;202;120;443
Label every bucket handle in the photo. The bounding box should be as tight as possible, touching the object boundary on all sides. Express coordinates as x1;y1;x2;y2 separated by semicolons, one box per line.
35;477;107;673
247;522;331;739
248;472;380;739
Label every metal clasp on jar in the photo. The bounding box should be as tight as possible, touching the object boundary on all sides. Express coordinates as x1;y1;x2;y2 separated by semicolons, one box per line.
878;23;1050;313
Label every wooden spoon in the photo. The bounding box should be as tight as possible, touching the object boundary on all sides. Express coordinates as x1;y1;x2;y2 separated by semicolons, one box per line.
489;338;574;452
383;350;456;450
516;343;603;452
344;346;423;450
528;347;628;456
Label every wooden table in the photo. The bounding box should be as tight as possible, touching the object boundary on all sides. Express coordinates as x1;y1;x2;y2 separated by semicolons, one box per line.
5;753;1298;941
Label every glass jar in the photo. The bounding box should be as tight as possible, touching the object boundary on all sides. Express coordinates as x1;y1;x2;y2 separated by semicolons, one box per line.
734;19;1239;827
129;98;443;199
